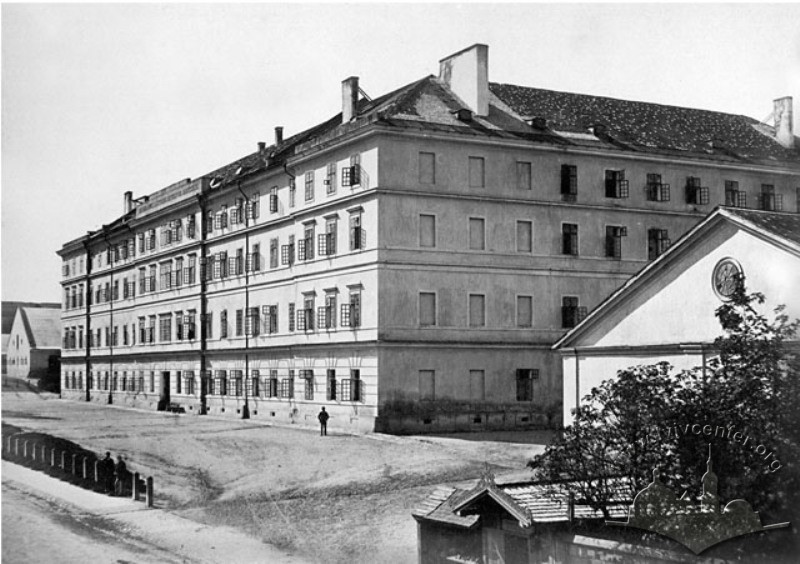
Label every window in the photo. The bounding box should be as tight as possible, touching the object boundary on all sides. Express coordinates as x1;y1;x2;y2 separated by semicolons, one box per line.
270;238;279;268
184;311;197;340
605;226;627;259
326;163;337;194
262;305;278;334
517;296;532;328
419;292;436;326
327;369;337;401
267;370;279;398
516;220;532;253
138;267;146;294
468;217;485;250
340;292;360;328
562;223;578;255
562;297;587;329
685;177;709;205
468;156;485;188
138;317;146;344
561;165;577;201
469;370;485;401
236;309;244;336
304;171;315;201
269;186;278;213
160;262;172;290
419;370;435;401
289;303;295;332
419;214;436;248
648;228;670;260
148;316;156;343
173;257;183;288
725;180;746;208
646;173;670;202
246;193;259;221
419;152;436;184
204;312;212;339
281;236;295;266
516;369;538;402
184;371;195;396
214;370;227;396
220;310;228;339
185;254;196;285
469;294;486;327
299;224;315;261
300;296;315;332
280;371;295;399
249;371;259;397
159;314;172;342
289;177;296;207
246;307;259;337
605;169;629;198
187;214;196;239
759;184;783;211
302;370;315;400
230;370;243;396
517;161;532;190
350;212;365;250
319;218;337;256
343;369;361;402
321;293;337;329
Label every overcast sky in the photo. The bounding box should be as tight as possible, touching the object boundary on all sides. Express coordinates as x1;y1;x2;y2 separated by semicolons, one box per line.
2;3;800;302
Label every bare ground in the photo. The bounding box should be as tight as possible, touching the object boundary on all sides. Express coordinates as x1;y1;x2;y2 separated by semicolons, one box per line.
1;384;552;563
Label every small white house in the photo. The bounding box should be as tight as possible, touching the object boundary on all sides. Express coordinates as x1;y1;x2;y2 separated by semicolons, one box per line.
554;207;800;424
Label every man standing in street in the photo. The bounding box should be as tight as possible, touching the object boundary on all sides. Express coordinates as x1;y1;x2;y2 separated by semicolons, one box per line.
101;452;115;494
318;406;330;436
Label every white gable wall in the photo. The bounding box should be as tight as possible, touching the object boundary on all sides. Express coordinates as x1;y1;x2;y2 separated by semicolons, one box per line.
561;220;800;424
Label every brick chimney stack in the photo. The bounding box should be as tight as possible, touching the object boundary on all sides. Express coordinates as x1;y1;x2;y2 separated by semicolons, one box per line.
774;97;794;149
124;191;133;214
274;126;283;145
438;44;489;117
342;77;359;123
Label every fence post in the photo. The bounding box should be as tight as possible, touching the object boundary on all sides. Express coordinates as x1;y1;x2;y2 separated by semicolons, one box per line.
31;443;37;462
146;476;153;507
51;448;56;467
60;450;66;470
95;460;100;482
23;441;28;458
132;472;140;501
6;436;11;453
82;457;88;479
14;438;19;456
71;453;77;475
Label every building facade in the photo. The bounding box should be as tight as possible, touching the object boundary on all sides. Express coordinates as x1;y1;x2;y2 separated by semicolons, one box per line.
6;304;61;383
58;44;800;432
554;208;800;424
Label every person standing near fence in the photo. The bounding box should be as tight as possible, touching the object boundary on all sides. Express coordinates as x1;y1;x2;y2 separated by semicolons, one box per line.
101;452;115;494
318;406;330;436
114;455;128;496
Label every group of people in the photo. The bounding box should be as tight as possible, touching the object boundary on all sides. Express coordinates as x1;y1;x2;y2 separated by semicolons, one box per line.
99;452;128;495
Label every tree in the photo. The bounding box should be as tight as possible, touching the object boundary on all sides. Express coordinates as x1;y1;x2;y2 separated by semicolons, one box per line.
529;282;799;554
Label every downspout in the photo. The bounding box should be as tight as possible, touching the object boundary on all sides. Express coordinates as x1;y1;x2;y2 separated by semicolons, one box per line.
574;349;580;418
236;180;251;420
82;236;93;402
102;229;114;405
197;193;208;415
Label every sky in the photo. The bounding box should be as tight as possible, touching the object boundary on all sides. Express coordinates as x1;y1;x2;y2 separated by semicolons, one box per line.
2;3;800;302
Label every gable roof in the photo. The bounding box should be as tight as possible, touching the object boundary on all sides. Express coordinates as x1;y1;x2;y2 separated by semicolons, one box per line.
180;76;800;197
13;306;62;349
490;82;800;164
413;475;631;529
2;301;60;335
553;207;800;350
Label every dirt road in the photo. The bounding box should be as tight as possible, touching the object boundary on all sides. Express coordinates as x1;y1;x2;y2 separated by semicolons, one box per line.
2;385;551;563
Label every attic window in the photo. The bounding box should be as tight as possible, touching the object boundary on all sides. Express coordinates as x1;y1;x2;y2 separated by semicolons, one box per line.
528;117;547;129
454;108;473;122
209;177;223;189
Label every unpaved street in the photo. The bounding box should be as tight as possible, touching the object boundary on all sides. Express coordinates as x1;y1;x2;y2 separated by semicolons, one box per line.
2;386;551;563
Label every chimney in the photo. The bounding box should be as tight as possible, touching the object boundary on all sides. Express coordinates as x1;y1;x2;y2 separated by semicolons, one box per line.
774;97;794;149
438;44;489;117
257;141;266;152
124;191;133;214
274;126;284;145
342;77;359;123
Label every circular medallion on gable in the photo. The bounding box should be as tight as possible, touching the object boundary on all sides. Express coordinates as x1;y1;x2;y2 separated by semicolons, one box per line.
712;258;743;299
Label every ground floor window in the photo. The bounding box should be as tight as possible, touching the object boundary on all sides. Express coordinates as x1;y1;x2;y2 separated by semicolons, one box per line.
515;369;539;402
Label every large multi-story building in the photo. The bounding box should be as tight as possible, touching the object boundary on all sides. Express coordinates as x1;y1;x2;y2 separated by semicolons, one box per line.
58;44;799;433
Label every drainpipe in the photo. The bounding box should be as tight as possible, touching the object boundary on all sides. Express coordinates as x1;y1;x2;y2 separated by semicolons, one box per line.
236;178;251;420
102;230;114;405
197;193;208;416
574;350;581;419
82;237;93;402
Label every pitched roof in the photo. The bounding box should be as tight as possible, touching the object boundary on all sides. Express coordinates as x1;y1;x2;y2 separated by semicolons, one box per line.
17;306;62;349
2;301;60;335
553;207;800;350
490;82;800;164
413;476;631;528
